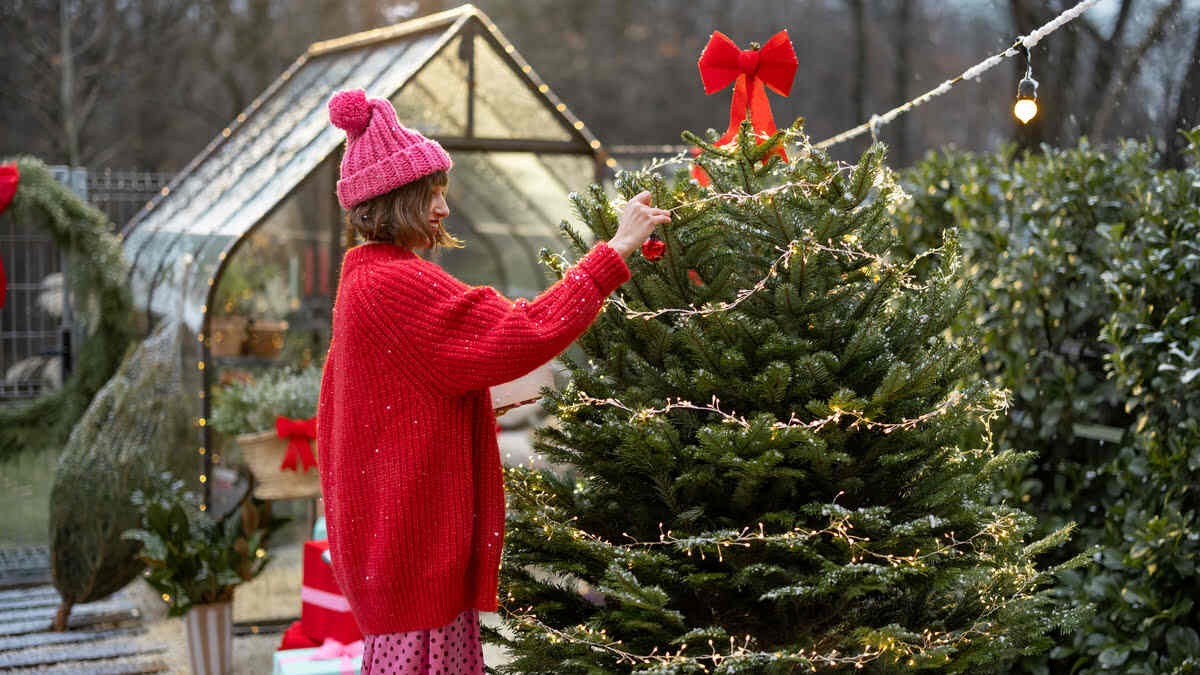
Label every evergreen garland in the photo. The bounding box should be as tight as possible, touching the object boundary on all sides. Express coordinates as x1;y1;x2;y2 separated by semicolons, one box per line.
0;156;133;462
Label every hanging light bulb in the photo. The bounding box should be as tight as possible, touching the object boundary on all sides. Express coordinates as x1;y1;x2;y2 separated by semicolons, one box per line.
1014;76;1039;123
1014;46;1039;124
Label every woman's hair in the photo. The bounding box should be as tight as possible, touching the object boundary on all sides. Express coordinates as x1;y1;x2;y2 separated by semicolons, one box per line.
344;170;462;250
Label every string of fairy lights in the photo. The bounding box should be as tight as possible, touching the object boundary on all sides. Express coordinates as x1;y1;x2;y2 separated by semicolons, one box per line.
558;388;1004;439
506;3;1102;666
505;463;1056;670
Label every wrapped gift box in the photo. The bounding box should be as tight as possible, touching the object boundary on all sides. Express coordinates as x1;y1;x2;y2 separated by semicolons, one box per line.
302;540;363;644
272;642;362;675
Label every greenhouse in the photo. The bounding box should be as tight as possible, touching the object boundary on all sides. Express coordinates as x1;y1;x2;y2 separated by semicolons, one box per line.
119;4;611;506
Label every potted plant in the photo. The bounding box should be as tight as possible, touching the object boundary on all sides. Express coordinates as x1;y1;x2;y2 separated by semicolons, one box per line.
124;472;287;675
210;364;323;500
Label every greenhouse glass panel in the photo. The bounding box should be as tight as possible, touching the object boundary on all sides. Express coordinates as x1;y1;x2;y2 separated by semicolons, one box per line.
391;36;468;136
434;152;596;297
472;33;574;141
125;58;336;310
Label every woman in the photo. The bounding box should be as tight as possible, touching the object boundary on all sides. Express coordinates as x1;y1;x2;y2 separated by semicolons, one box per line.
317;88;669;674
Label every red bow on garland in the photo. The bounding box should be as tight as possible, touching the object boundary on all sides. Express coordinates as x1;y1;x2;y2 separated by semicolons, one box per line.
692;30;798;185
276;416;317;473
0;164;18;309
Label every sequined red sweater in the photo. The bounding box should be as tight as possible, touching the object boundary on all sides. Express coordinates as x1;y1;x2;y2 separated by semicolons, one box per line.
317;241;630;634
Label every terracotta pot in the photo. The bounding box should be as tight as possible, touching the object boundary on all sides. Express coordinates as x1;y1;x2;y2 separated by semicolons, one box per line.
238;429;321;500
246;320;288;358
207;316;247;358
184;600;233;675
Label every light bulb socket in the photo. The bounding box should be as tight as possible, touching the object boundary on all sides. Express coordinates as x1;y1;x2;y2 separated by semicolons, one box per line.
1016;76;1039;101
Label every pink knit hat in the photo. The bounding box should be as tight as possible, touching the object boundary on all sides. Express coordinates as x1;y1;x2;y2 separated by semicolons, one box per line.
328;89;452;210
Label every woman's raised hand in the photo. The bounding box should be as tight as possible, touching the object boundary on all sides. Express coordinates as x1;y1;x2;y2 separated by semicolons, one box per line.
609;191;671;259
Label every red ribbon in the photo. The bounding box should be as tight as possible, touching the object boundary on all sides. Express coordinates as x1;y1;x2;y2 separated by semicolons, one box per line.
0;164;17;309
693;30;798;185
276;416;317;472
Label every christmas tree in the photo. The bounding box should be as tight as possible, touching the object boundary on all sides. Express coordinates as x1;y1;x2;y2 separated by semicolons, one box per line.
495;120;1083;673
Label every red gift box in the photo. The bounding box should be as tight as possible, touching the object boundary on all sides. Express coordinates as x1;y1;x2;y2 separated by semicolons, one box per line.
302;540;363;644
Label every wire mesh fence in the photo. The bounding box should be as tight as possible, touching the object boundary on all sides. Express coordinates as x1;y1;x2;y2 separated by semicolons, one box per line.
84;168;174;232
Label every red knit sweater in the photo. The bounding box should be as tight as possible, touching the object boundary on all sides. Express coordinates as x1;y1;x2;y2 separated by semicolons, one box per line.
317;241;630;634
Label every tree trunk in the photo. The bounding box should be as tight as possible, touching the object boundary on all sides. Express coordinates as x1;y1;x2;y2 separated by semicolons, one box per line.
892;0;914;165
1079;0;1134;128
52;599;74;631
847;0;867;126
1089;0;1182;138
59;0;80;166
1165;18;1200;168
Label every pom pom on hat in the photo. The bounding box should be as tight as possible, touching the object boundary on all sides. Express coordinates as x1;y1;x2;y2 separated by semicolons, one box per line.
328;89;372;135
329;89;453;209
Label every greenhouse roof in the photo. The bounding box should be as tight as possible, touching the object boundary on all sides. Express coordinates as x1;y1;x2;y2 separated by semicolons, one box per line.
121;4;607;332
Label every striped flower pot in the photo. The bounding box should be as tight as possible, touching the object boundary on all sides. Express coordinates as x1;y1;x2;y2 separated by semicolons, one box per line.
184;601;233;674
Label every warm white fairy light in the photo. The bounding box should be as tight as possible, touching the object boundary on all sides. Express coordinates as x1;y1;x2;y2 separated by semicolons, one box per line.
559;388;1001;437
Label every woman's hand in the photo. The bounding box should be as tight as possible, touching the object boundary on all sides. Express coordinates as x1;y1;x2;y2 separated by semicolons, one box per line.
609;191;671;259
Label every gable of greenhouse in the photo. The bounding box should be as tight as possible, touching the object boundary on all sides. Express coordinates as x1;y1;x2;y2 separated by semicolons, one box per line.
121;4;600;333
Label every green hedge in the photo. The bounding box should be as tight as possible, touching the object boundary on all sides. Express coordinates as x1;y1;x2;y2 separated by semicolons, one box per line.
895;134;1200;673
898;141;1144;548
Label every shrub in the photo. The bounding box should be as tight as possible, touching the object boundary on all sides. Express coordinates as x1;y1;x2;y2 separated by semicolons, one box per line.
895;134;1200;672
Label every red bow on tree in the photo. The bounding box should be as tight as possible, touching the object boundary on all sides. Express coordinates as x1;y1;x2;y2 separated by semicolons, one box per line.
276;416;317;473
0;164;18;309
693;30;798;185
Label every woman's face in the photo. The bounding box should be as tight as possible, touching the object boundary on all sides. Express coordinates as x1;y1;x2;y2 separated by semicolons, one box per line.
428;184;450;235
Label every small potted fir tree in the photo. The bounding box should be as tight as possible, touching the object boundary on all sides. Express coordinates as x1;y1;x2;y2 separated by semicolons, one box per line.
124;472;287;675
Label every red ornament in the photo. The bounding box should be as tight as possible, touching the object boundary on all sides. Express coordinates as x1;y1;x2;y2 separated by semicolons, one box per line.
687;269;705;286
276;416;318;472
692;31;798;185
0;164;17;310
641;235;666;261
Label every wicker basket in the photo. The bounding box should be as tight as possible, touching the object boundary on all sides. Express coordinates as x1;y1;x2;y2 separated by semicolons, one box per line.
237;429;321;500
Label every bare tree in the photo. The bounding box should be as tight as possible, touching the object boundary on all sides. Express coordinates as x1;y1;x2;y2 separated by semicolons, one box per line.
846;0;868;126
1089;0;1183;137
0;0;124;165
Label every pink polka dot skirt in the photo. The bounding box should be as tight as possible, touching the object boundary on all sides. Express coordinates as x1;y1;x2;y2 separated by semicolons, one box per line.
361;609;484;674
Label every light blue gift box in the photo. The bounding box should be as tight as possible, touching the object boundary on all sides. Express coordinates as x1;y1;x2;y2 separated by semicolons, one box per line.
312;516;327;541
272;647;362;675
